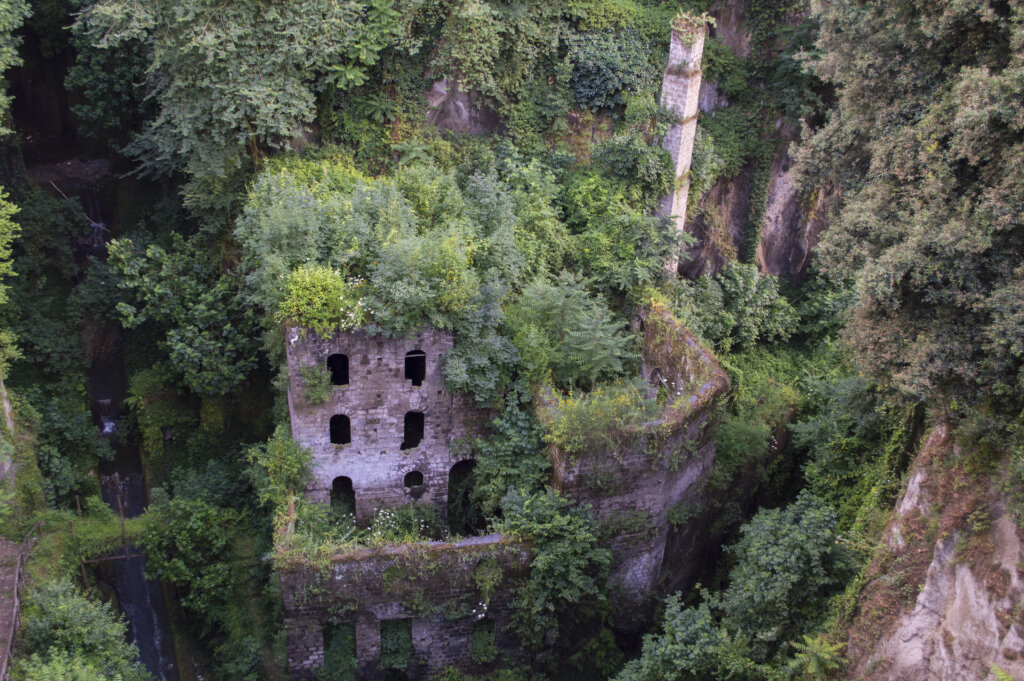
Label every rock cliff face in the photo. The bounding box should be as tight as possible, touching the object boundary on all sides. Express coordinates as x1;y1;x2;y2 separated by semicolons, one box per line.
845;425;1024;681
685;0;831;279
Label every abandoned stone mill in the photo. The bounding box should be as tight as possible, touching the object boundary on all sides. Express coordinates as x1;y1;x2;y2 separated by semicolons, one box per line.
276;19;724;681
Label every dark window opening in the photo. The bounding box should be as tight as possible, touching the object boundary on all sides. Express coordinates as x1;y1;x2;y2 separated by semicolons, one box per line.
470;618;498;664
448;459;486;536
403;470;424;488
327;353;349;385
331;476;355;516
400;411;423;450
404;350;426;386
330;415;351;445
379;619;412;670
323;621;356;677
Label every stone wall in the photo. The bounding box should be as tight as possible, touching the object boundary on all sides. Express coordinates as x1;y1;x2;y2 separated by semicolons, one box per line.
545;306;729;630
281;535;530;681
285;327;488;523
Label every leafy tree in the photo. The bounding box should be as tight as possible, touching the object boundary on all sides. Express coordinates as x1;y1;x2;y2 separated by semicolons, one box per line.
468;381;550;518
108;235;259;396
671;261;796;352
429;0;562;103
566;28;657;110
506;161;571;278
796;0;1024;409
0;0;28;133
74;0;400;212
612;595;769;681
592;132;674;209
560;169;682;295
0;189;19;306
718;492;853;658
790;375;906;531
141;495;243;616
497;487;610;648
17;580;153;681
246;425;312;510
65;0;151;146
506;273;635;390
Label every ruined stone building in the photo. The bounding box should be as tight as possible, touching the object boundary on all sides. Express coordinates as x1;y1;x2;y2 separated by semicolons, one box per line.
277;18;721;681
285;327;486;525
279;303;728;680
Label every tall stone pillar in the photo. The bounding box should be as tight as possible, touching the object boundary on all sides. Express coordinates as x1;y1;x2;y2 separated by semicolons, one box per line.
658;16;708;272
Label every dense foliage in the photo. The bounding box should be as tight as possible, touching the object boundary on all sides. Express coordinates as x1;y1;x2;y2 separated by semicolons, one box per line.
17;580;153;681
3;0;1021;680
797;0;1024;411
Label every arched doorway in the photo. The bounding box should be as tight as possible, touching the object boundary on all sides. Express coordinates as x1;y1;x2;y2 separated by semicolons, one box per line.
404;350;426;386
447;459;485;536
331;476;355;516
400;411;423;450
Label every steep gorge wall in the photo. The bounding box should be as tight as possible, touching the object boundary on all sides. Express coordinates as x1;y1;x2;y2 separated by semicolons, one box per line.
844;425;1024;681
684;0;831;279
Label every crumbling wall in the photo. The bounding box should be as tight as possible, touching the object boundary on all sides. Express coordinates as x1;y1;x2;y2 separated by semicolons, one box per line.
545;306;729;629
285;327;488;523
281;535;530;681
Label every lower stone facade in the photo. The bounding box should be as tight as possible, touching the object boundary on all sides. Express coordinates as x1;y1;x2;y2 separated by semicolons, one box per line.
281;536;530;681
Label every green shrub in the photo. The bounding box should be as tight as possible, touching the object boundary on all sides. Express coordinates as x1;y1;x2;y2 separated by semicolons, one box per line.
379;618;413;670
246;425;312;511
277;266;368;337
566;28;657;110
18;580;152;681
368;504;444;545
497;488;610;648
468;382;550;518
671;260;796;352
506;273;636;391
542;379;658;460
592;133;674;208
300;366;333;405
470;618;499;664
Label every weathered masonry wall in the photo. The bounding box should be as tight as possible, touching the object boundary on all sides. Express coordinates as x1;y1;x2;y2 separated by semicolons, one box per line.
285;327;488;522
658;18;708;270
281;535;530;681
545;306;729;630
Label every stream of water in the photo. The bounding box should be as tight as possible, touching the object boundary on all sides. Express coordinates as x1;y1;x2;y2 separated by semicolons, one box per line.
76;186;179;681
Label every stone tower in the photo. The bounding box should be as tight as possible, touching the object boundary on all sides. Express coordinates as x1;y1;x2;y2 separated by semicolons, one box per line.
658;15;708;271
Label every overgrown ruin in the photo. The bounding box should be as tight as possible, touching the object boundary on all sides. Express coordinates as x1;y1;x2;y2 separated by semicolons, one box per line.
279;304;728;679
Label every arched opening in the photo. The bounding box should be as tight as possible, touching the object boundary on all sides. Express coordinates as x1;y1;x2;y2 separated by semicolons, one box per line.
448;459;485;536
403;470;423;488
330;415;351;445
327;353;349;385
331;476;355;515
400;411;423;450
404;350;426;387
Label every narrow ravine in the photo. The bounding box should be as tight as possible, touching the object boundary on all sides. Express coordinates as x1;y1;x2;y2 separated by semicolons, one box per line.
77;187;179;681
